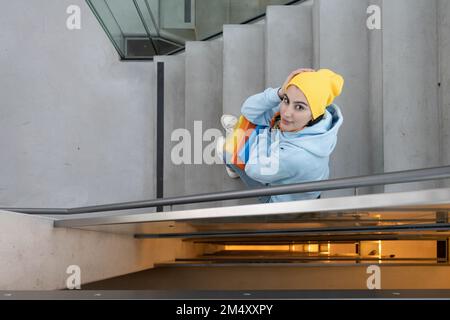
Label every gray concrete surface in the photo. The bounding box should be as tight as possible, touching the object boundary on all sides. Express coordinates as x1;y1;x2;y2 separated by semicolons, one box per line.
0;210;204;290
313;0;372;198
265;3;314;88
0;0;156;208
368;0;385;194
195;0;230;40
222;24;266;207
160;0;195;29
223;24;265;116
382;0;440;193
228;0;289;24
184;40;227;209
228;0;264;24
438;0;450;188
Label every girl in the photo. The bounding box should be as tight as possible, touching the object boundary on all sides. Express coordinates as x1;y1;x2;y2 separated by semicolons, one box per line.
217;68;344;203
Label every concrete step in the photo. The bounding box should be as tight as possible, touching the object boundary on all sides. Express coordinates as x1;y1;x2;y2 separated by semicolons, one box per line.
184;40;229;209
439;0;450;188
222;24;266;207
312;0;374;198
381;0;440;193
265;3;314;88
222;24;265;117
313;0;445;195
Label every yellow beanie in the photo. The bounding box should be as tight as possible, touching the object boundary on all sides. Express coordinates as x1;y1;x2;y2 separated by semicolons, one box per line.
285;69;344;120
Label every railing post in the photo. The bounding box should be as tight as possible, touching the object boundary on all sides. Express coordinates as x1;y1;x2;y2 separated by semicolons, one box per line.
156;61;165;212
436;211;449;263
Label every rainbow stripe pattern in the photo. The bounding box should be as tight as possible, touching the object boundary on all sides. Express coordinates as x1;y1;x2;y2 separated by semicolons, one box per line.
223;115;263;170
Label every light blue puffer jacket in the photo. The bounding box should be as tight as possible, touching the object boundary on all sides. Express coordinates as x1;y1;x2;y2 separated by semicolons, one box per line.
240;87;344;203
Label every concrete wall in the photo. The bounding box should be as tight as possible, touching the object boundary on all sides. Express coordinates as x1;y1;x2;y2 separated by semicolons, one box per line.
0;210;204;290
160;0;193;29
438;0;450;188
383;0;440;193
313;0;372;198
0;0;156;208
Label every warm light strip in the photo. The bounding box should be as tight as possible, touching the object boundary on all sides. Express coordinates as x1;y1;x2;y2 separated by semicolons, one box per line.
378;240;382;262
225;243;329;253
224;245;291;251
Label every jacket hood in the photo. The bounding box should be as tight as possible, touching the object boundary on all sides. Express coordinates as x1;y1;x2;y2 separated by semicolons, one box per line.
278;104;343;157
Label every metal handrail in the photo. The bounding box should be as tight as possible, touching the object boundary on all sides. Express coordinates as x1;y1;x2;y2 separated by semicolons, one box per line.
2;165;450;215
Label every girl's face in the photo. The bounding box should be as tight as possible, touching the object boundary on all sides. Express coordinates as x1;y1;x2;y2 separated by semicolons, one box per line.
279;85;313;132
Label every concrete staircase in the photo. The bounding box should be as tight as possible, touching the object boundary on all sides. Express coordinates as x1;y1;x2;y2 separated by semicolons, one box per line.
153;0;450;208
3;0;450;293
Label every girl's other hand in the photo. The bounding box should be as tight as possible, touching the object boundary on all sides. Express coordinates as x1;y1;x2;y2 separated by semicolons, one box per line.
278;68;315;99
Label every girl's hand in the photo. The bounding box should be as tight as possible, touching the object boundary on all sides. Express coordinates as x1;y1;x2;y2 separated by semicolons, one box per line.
278;68;315;99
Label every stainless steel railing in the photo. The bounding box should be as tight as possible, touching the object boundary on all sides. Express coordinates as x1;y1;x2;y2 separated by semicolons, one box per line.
1;165;450;215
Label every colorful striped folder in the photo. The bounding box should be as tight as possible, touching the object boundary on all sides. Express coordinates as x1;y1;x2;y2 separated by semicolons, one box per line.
223;115;263;170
